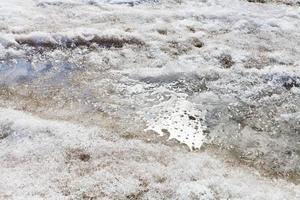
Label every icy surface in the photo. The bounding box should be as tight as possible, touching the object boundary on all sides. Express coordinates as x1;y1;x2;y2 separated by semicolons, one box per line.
0;0;300;199
145;98;207;150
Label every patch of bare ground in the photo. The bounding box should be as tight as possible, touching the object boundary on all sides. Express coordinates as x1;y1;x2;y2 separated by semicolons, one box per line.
15;34;145;49
247;0;300;6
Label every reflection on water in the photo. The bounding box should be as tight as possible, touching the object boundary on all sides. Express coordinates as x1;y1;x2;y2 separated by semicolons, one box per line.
0;58;76;86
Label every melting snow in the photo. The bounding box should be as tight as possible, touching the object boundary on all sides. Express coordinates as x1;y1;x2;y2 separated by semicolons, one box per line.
145;98;207;150
0;0;300;199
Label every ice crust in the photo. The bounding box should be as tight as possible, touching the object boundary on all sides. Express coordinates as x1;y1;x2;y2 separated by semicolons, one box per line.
145;98;207;150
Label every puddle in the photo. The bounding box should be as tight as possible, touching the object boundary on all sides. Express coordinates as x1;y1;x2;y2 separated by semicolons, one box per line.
0;59;33;84
0;58;76;86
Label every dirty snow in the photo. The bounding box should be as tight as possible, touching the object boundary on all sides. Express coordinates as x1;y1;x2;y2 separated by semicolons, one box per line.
0;0;300;199
0;108;299;199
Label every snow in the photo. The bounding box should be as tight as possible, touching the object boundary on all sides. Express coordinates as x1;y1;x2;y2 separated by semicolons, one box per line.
0;0;300;199
145;98;207;150
0;108;299;199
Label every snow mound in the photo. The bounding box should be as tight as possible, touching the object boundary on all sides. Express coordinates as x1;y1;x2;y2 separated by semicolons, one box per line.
0;35;18;48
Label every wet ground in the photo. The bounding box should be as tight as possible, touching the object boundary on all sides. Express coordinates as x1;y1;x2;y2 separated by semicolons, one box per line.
0;0;300;199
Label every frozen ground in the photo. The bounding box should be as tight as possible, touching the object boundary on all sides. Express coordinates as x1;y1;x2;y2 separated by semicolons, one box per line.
0;0;300;199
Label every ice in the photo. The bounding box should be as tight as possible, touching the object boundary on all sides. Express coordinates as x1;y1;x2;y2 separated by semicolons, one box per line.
145;98;207;150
